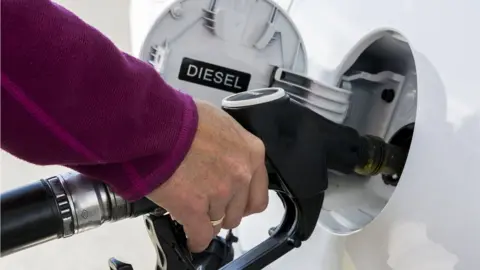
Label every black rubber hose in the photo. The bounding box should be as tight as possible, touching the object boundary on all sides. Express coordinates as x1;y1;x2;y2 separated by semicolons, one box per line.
0;180;63;256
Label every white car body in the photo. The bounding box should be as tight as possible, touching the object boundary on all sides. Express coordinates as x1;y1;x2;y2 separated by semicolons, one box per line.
1;1;478;270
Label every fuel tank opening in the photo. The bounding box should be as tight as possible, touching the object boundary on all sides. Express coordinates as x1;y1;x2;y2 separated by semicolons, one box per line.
319;29;418;235
382;123;414;186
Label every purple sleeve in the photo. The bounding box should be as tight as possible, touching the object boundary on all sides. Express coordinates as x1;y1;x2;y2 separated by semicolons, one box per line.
1;0;198;201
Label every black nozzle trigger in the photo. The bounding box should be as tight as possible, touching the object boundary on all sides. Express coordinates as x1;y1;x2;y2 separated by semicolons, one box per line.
144;211;236;270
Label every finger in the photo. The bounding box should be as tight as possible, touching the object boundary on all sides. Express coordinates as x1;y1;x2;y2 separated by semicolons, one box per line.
209;200;228;236
182;213;214;253
212;218;223;236
245;164;269;216
222;186;249;229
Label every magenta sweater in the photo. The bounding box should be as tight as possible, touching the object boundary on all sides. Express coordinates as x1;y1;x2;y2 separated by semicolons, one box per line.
1;0;199;201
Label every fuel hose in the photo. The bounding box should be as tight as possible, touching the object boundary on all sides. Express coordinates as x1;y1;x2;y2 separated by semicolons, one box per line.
0;173;158;256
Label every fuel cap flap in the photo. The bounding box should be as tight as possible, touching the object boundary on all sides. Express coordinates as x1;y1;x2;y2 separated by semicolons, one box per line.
138;0;308;106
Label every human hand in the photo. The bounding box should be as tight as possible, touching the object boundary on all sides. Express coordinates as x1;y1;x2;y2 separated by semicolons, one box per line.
146;99;269;253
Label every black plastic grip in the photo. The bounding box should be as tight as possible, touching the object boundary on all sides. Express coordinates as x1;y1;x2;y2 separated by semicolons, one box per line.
130;197;158;217
0;180;63;256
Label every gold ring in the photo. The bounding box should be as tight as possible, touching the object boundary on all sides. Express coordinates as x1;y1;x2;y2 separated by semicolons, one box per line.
210;215;225;226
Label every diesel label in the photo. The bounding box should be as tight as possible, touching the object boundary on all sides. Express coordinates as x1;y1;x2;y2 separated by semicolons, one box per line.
178;57;251;93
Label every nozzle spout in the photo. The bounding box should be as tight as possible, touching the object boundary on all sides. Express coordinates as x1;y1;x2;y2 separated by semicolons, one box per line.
354;135;408;177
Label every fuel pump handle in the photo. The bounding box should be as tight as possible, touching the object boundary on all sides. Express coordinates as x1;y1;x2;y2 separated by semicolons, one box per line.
215;88;369;269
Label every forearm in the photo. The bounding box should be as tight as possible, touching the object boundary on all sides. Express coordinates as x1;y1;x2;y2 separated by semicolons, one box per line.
1;0;198;200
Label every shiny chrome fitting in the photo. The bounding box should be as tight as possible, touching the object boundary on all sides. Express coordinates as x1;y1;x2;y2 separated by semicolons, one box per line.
46;172;133;237
45;176;74;237
58;172;112;234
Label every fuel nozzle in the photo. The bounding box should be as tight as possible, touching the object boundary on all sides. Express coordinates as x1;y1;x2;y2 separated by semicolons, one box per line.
221;88;409;188
355;135;408;179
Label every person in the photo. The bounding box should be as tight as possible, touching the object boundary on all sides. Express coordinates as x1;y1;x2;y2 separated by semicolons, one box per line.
1;0;269;253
